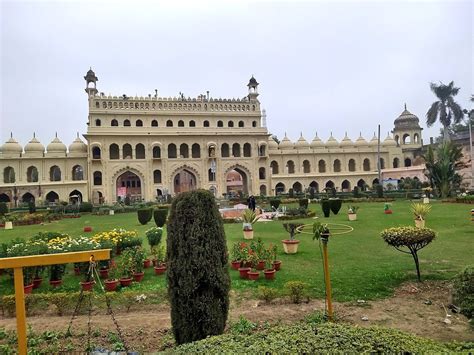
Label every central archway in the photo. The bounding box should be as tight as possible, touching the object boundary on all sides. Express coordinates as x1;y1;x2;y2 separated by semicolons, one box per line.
173;169;197;194
116;171;142;202
225;167;249;196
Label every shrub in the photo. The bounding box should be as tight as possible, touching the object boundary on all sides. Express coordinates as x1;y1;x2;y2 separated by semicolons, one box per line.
230;315;257;335
321;199;331;217
153;208;168;227
145;227;162;247
285;281;308;304
452;266;474;319
167;190;230;345
289;188;294;198
381;227;436;281
298;199;308;210
329;199;342;215
79;202;93;213
269;199;281;210
375;184;384;198
137;208;153;225
257;286;278;303
28;202;36;214
309;187;316;199
0;202;9;216
353;186;360;198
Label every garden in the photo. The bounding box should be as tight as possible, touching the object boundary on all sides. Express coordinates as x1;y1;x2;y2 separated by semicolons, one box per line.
0;196;473;353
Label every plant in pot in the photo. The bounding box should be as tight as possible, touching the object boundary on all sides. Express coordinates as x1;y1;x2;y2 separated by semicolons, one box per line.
347;205;359;221
230;242;244;270
312;221;330;241
423;187;432;204
46;234;72;287
145;227;162;268
263;247;276;280
384;203;393;214
131;246;146;282
282;223;303;254
6;241;36;293
411;202;431;228
270;243;282;271
104;264;119;292
153;244;167;275
247;252;260;281
241;209;259;239
118;248;134;287
250;238;265;270
238;244;251;279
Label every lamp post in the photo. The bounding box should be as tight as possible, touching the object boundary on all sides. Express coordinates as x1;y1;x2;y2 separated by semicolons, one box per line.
462;109;473;190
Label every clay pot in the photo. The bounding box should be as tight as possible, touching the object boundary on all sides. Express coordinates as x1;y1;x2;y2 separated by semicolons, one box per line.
99;268;109;279
80;280;95;291
273;260;282;271
104;279;119;292
83;226;92;232
143;259;152;269
32;277;43;289
133;272;145;282
384;210;393;214
415;219;425;228
73;267;81;276
247;271;260;280
243;230;254;240
119;277;133;287
24;284;34;294
231;261;241;270
238;267;251;279
281;240;300;254
348;213;357;221
256;261;265;270
264;269;276;280
154;265;167;275
49;279;63;288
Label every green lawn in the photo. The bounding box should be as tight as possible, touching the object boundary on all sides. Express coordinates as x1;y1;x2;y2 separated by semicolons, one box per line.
0;200;472;301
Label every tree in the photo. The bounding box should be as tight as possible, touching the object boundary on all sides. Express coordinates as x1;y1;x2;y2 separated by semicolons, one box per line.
426;81;464;142
167;190;230;345
381;227;436;282
271;134;280;144
423;141;466;198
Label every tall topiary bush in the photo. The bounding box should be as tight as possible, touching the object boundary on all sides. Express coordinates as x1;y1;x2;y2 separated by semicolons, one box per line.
329;199;342;215
153;207;168;227
269;199;281;210
137;208;153;225
321;200;331;217
167;190;230;345
375;184;384;198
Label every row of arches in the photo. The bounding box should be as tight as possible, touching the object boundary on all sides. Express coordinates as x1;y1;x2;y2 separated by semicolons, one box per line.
95;118;258;128
3;165;84;183
95;100;256;112
270;158;376;174
394;133;420;146
274;178;380;194
0;190;83;204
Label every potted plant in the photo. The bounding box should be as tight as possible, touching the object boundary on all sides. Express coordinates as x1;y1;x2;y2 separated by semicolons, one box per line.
80;263;95;292
411;202;432;228
104;263;119;292
153;245;167;275
250;238;265;270
238;244;251;279
282;223;303;254
247;252;260;281
131;246;146;282
4;214;13;230
230;242;243;270
118;248;134;287
145;227;162;267
347;205;359;221
423;187;432;204
241;209;259;239
263;247;276;280
313;221;330;241
384;203;393;214
270;244;282;271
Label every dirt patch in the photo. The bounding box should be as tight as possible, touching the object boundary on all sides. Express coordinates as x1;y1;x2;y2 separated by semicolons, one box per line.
0;281;472;352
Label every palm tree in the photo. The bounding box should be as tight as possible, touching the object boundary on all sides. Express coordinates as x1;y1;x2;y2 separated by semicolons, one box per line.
426;81;464;142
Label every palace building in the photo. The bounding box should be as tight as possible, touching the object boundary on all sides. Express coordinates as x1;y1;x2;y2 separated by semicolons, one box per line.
0;70;425;205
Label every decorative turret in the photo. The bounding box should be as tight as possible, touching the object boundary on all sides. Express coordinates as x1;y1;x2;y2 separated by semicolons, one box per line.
247;75;259;102
325;132;339;147
268;135;278;150
340;132;353;147
278;133;294;150
68;132;88;156
310;132;324;149
392;104;423;147
1;133;22;157
84;67;98;96
369;132;379;146
24;133;45;157
355;132;368;146
295;133;310;149
46;133;67;157
382;132;397;147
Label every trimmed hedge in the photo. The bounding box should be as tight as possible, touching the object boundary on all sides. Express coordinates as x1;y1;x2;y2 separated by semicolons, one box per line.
153;208;168;227
79;202;93;213
137;208;153;225
269;199;281;210
321;200;331;217
173;322;453;353
329;199;342;215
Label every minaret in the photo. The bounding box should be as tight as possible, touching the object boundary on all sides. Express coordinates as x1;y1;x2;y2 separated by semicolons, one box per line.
84;68;98;96
247;75;259;102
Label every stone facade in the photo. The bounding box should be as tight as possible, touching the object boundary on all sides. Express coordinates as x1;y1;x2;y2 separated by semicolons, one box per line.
0;70;425;205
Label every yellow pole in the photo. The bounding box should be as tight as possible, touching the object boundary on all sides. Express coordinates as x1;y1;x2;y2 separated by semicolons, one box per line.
321;237;333;321
13;267;27;355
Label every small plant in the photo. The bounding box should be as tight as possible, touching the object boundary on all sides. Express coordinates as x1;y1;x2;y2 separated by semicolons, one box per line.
146;227;163;248
452;265;474;319
137;208;153;225
0;202;9;216
305;310;329;325
257;286;278;303
384;203;391;211
347;205;359;214
312;222;330;241
298;199;309;210
230;315;257;335
152;244;166;266
242;209;259;230
411;203;432;221
285;281;308;304
289;188;294;198
269;199;281;210
283;223;303;240
131;246;146;273
118;248;135;278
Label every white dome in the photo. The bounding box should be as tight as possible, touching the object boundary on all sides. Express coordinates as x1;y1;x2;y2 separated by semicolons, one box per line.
340;133;353;147
1;135;22;155
278;133;294;150
295;133;309;149
310;133;324;148
268;135;278;149
46;135;67;154
24;135;45;154
382;133;397;147
369;133;379;146
325;133;339;147
69;135;87;153
355;133;368;146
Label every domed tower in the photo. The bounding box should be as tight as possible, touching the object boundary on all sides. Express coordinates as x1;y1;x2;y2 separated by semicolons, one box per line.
84;68;98;96
392;104;423;148
247;76;259;102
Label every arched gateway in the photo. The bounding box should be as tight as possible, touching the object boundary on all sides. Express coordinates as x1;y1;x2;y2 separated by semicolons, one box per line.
173;169;197;194
116;171;142;202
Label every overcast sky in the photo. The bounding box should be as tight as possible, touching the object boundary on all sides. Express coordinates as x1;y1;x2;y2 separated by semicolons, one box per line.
1;0;472;148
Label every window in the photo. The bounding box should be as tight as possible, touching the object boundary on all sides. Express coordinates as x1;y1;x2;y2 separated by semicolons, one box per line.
178;120;184;127
217;120;223;127
180;144;189;158
303;160;311;173
203;120;210;127
3;167;15;183
208;168;215;182
189;120;196;127
123;144;132;159
109;144;119;159
348;159;356;172
72;165;84;181
151;120;158;127
153;146;161;158
258;145;266;157
252;120;257;127
232;143;241;157
111;119;118;127
136;119;143;127
238;121;244;127
333;159;341;172
95;119;101;126
259;167;266;179
318;160;326;173
363;158;371;171
228;121;234;127
93;171;102;185
221;143;229;157
92;146;101;159
270;161;279;174
168;144;177;158
153;170;162;183
136;144;145;159
26;166;38;182
166;120;173;127
124;119;131;126
192;144;200;158
287;161;295;174
49;166;61;181
243;143;251;157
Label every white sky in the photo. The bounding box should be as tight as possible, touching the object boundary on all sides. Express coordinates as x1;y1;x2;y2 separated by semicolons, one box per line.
1;0;472;147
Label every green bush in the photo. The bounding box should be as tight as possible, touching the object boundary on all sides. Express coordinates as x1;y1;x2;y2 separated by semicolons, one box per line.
229;315;257;335
145;227;162;247
321;199;331;217
79;202;92;213
289;188;294;198
375;184;384;198
329;199;342;215
137;208;153;225
269;199;281;210
257;286;278;303
173;322;452;354
298;199;308;210
285;281;308;304
0;202;9;216
28;202;36;214
167;190;230;345
353;186;360;198
153;208;168;227
452;265;474;319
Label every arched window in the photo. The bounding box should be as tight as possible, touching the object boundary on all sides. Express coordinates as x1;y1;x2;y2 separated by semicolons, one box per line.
136;119;143;127
153;146;161;158
318;160;326;173
111;119;118;127
238;121;244;127
293;182;302;193
189;120;196;127
217;120;223;127
379;158;385;169
270;161;279;174
259;145;266;157
404;158;412;167
168;143;177;158
221;143;230;157
123;144;133;159
393;158;400;168
287;160;295;174
49;165;61;181
333;159;341;172
3;167;15;183
260;185;267;195
303;160;311;173
348;159;356;172
153;170;162;183
275;182;285;195
232;143;241;157
228;121;234;127
95;119;101;126
93;171;102;185
252;121;257;127
402;134;411;144
243;143;251;157
259;167;266;179
414;133;420;144
151;120;158;127
46;191;59;203
92;146;101;159
124;119;131;127
208;168;215;182
325;180;335;189
136;144;145;159
109;144;119;159
166;120;173;127
180;143;189;158
72;165;83;181
192;143;200;158
26;166;38;182
363;158;371;171
341;180;351;191
178;120;184;127
309;181;319;193
203;120;210;127
357;179;366;190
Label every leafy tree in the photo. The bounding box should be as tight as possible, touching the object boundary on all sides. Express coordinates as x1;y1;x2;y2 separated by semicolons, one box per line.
167;190;230;345
426;81;463;142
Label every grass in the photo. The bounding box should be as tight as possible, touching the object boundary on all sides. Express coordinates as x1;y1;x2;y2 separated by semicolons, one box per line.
0;200;472;301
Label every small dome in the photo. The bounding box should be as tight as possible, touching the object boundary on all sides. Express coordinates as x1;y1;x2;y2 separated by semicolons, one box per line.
382;133;397;147
268;135;278;149
355;133;368;146
295;133;310;149
310;133;324;148
69;135;87;153
247;76;259;86
278;133;294;150
24;134;45;153
325;133;339;147
369;133;379;146
1;135;22;155
394;104;420;129
340;132;353;147
46;135;67;153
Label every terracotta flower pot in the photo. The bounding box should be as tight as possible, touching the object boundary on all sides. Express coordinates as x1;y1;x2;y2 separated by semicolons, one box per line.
24;283;34;294
384;210;393;214
99;268;109;279
247;271;260;280
133;272;145;282
74;267;81;276
348;213;357;221
104;279;119;292
243;230;254;240
80;280;95;292
119;277;133;287
264;269;276;280
143;259;152;269
49;279;63;288
32;277;43;289
281;240;300;254
154;265;167;275
231;260;241;270
256;260;265;270
273;260;282;271
415;219;425;228
83;226;92;232
238;267;251;279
